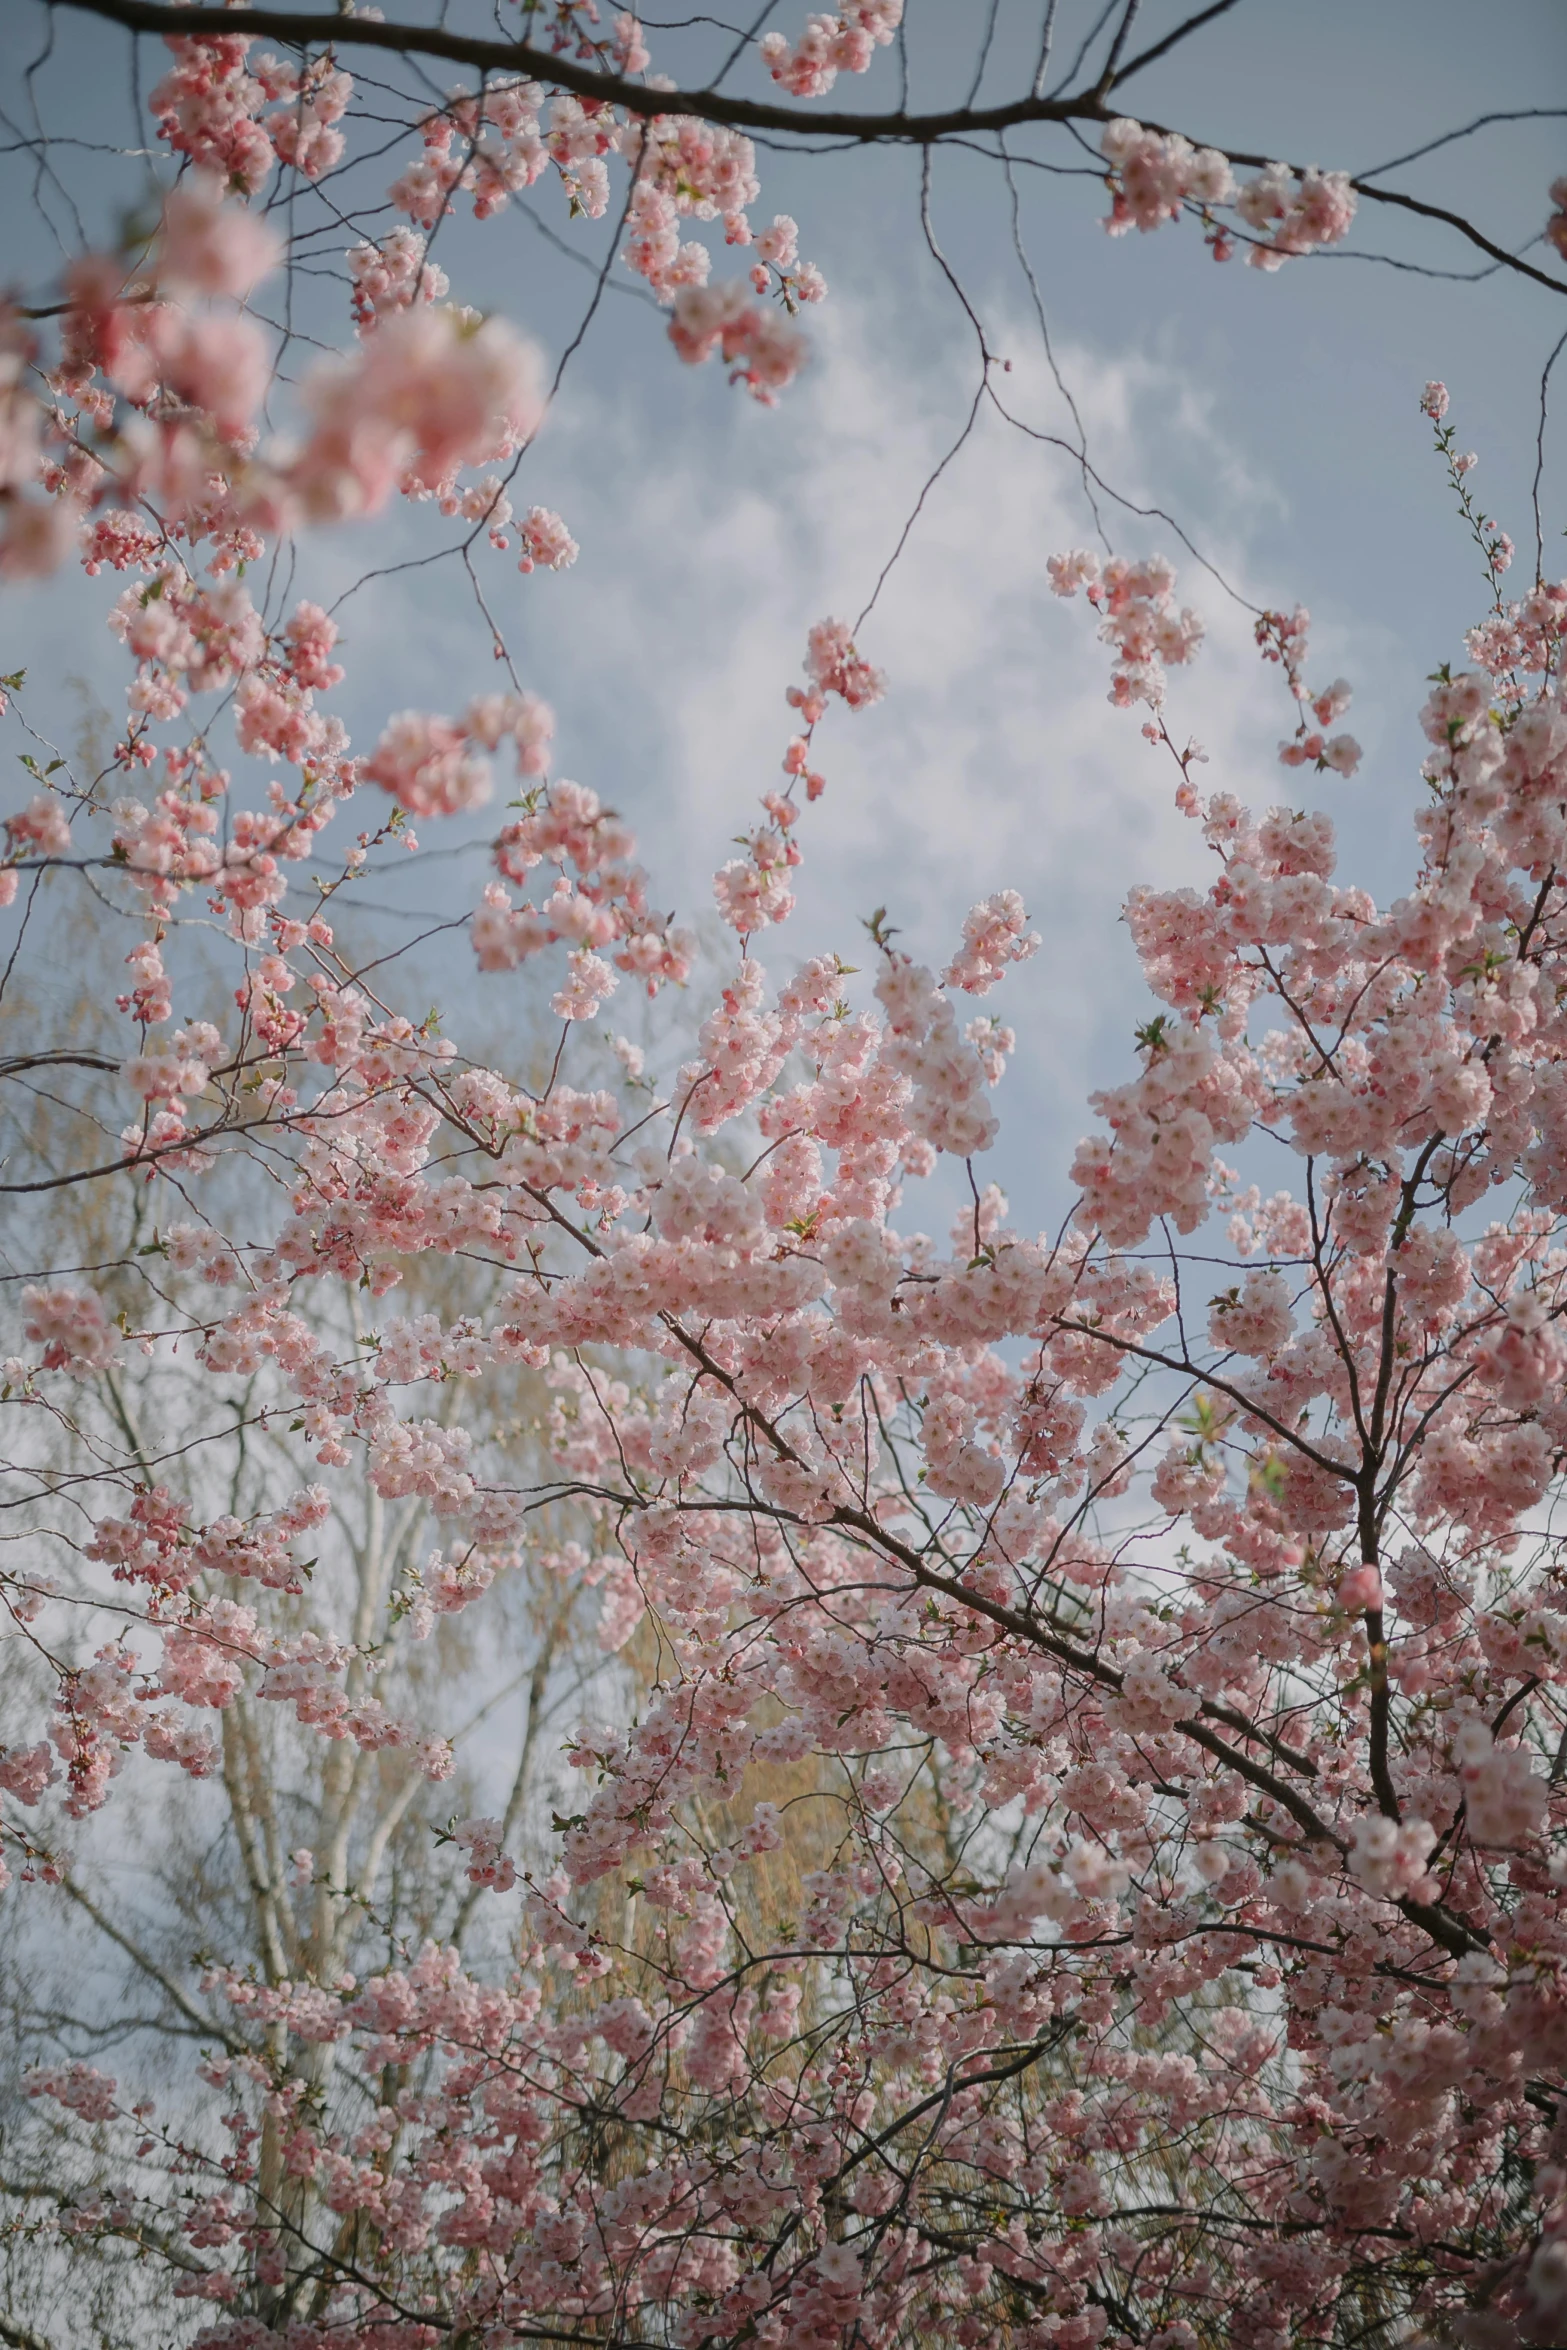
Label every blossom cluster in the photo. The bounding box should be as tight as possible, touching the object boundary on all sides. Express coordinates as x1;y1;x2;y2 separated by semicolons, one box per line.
1;7;863;582
1100;117;1358;267
760;2;905;99
1047;546;1204;707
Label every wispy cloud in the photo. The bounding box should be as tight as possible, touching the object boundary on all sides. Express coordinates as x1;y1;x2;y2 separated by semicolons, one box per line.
492;290;1323;1199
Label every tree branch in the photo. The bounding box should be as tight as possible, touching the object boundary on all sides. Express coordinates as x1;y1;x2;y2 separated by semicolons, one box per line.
28;0;1567;307
58;1874;242;2052
0;2316;58;2350
41;0;1107;140
0;1052;119;1081
1110;0;1242;86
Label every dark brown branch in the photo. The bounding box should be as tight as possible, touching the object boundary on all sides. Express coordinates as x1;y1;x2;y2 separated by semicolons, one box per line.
1349;178;1567;297
27;0;1567;298
1110;0;1242;86
1120;113;1567;299
41;0;1106;140
0;1052;119;1080
25;0;1567;302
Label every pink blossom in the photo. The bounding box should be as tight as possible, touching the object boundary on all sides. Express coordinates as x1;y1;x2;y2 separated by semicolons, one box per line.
516;506;578;574
943;891;1040;994
760;2;903;98
292;307;545;519
1100;117;1235;235
451;1817;517;1891
1549;174;1567;261
1099;119;1352;265
551;948;619;1022
364;712;491;818
668;281;807;402
158;173;282;297
22;1285;119;1373
1048;547;1203;707
349;226;450;331
6;793;72;858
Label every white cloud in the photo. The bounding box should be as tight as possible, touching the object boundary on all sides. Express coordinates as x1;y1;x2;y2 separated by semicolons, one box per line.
499;288;1322;1195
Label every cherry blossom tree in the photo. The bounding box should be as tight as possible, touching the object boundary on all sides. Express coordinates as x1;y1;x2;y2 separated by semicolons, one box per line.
3;4;1567;2347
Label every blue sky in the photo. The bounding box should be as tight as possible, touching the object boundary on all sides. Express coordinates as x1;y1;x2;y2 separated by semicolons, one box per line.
2;0;1565;1238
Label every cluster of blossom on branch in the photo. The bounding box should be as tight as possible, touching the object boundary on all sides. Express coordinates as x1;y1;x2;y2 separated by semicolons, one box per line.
1099;117;1358;266
760;0;904;100
14;0;1542;589
1046;547;1205;708
0;8;842;579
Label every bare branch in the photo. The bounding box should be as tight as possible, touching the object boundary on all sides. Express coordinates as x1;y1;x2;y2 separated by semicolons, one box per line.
0;2312;59;2350
58;1874;242;2052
